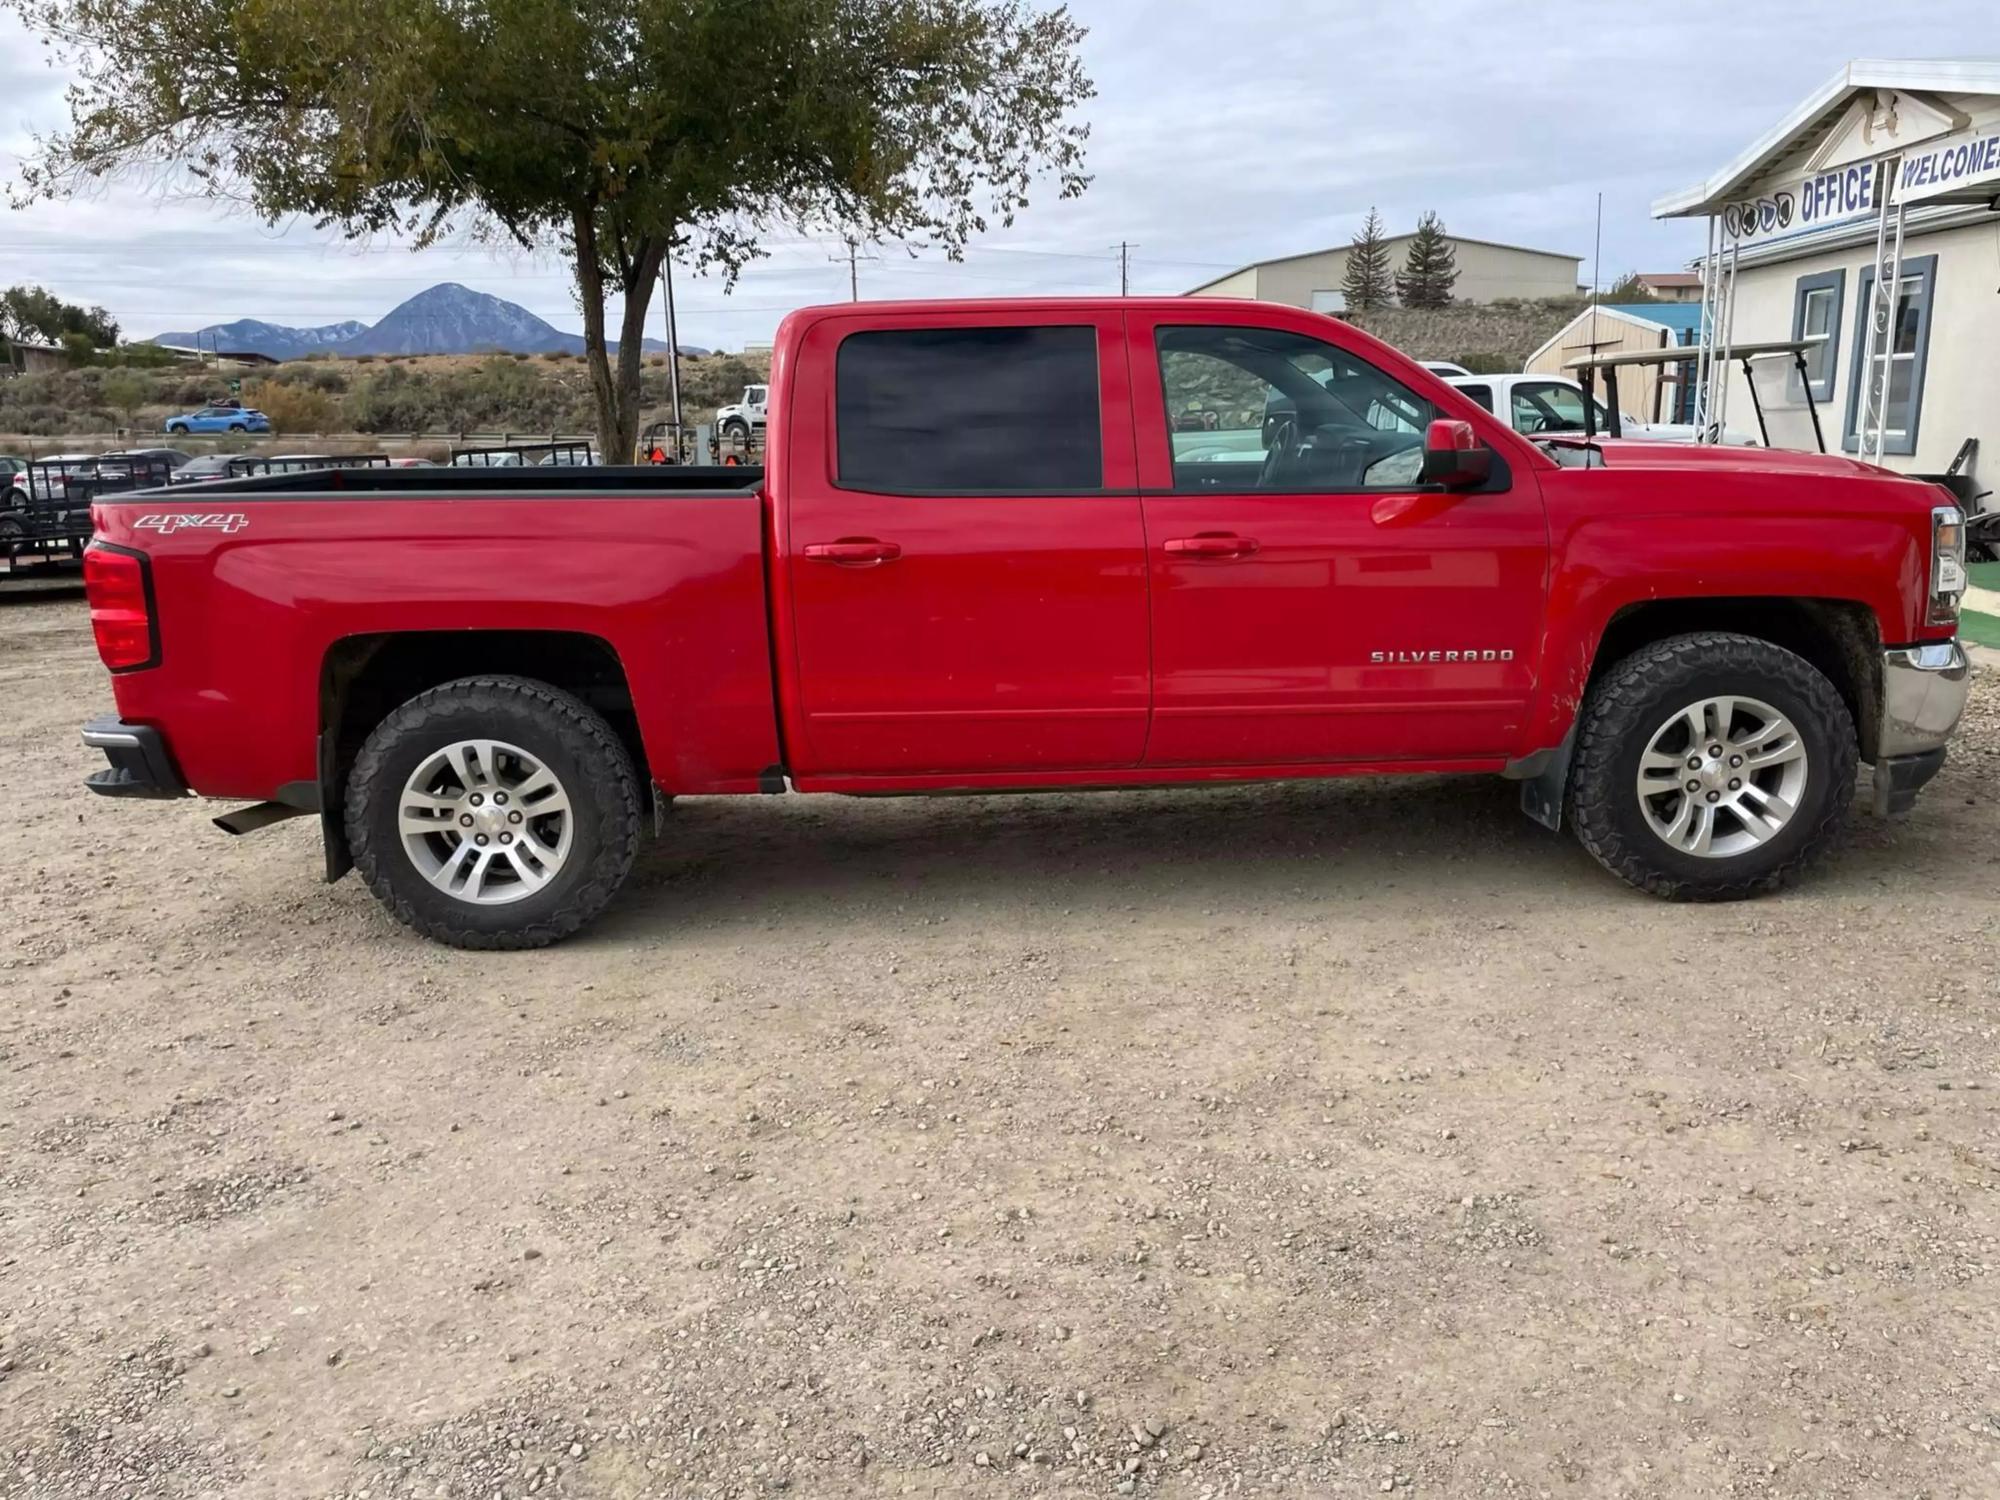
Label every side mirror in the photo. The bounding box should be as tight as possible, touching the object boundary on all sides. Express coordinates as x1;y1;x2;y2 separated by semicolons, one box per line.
1419;419;1492;489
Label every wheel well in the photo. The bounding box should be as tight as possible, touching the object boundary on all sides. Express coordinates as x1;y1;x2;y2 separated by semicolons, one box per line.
321;631;646;806
1590;597;1882;760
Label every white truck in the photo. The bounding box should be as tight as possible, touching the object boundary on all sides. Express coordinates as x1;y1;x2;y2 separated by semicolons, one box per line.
1447;373;1754;445
714;384;769;445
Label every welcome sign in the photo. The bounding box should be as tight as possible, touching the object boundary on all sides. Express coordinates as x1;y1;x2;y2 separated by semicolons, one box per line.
1894;127;2000;204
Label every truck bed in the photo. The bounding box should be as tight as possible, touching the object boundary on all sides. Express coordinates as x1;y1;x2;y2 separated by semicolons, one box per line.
91;470;782;802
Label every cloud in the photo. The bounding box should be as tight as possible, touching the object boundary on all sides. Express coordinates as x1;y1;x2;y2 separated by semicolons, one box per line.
0;1;1991;348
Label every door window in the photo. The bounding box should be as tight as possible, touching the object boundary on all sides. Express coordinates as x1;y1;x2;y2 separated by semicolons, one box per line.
1155;324;1435;491
835;325;1102;492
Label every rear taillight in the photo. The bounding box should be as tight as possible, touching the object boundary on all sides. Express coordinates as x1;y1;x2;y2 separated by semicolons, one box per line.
83;543;159;671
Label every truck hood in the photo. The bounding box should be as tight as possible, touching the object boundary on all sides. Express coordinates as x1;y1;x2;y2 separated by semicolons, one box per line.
1540;436;1899;482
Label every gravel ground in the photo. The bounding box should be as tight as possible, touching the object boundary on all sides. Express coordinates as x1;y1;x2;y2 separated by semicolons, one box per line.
2;590;1997;1500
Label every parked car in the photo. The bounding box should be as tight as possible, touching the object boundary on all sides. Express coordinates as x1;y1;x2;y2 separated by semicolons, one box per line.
164;404;271;435
715;384;768;444
78;296;1970;948
167;454;239;485
102;447;192;473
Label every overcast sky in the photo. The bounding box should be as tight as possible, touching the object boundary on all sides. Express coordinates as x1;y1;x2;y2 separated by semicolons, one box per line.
1;3;1994;349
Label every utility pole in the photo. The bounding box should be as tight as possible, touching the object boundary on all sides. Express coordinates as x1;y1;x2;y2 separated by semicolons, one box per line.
660;249;683;451
1116;242;1135;296
830;237;876;301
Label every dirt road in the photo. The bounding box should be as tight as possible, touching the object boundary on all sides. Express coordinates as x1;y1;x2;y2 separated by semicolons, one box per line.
3;592;1997;1499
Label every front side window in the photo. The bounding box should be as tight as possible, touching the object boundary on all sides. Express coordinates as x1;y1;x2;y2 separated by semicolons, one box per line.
836;325;1102;492
1790;269;1844;402
1155;324;1436;491
1844;253;1936;456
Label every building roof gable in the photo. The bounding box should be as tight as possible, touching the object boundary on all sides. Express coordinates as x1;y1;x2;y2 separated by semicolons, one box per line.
1654;58;2000;218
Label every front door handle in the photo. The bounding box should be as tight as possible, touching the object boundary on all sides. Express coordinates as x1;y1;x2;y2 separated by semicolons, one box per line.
802;538;902;564
1164;532;1259;559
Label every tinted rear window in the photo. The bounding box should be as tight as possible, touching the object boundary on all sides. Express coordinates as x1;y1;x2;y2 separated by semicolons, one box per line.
1456;383;1494;412
836;326;1102;492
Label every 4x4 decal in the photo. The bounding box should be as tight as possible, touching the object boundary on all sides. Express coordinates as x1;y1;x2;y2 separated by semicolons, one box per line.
132;513;249;536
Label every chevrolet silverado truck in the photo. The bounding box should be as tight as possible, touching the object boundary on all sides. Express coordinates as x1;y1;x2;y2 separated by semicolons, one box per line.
79;298;1972;948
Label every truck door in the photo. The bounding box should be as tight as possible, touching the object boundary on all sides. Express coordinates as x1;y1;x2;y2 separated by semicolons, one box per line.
779;310;1149;777
1130;314;1547;766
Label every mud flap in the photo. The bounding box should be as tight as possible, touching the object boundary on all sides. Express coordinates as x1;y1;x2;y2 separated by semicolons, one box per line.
1506;727;1577;833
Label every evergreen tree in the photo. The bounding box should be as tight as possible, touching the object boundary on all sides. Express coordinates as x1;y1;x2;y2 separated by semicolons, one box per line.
1395;211;1459;309
1341;208;1394;313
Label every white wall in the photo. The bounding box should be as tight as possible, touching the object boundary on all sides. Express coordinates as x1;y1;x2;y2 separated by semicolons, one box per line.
1720;218;2000;477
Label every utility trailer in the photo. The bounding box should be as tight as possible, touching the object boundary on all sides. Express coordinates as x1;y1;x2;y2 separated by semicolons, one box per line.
224;453;393;479
450;441;597;469
2;452;177;570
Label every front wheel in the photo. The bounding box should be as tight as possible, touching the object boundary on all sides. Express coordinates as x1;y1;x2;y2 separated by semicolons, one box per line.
345;675;642;948
721;418;750;443
1567;632;1856;900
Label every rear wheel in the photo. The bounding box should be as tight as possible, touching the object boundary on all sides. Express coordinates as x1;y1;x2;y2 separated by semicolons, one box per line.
166;422;189;435
345;675;641;948
1567;632;1856;900
227;422;247;433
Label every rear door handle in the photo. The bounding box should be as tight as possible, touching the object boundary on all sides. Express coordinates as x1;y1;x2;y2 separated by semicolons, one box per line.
802;538;902;564
1164;533;1259;558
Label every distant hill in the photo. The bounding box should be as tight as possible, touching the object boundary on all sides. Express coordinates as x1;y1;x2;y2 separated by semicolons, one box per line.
151;317;369;361
148;283;695;360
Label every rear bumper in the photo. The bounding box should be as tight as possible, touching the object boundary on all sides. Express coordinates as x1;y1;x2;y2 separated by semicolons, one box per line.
82;715;187;799
1872;641;1969;815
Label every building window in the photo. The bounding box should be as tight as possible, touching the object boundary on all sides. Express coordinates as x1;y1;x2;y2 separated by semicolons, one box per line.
1789;269;1844;403
1842;253;1936;457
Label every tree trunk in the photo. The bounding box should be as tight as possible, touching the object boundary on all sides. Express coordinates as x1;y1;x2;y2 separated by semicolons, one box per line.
571;211;670;464
572;209;621;462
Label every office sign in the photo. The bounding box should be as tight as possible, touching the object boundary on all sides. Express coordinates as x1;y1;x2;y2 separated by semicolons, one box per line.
1726;159;1888;242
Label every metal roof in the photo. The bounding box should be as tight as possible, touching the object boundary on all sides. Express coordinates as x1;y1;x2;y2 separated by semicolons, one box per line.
1653;58;2000;218
1597;302;1704;334
1185;232;1584;295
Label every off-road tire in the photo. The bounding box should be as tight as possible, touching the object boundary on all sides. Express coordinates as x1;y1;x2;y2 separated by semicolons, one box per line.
346;675;642;949
1567;632;1856;900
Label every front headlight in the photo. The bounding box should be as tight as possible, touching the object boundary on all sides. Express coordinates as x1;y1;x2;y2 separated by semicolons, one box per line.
1930;503;1967;627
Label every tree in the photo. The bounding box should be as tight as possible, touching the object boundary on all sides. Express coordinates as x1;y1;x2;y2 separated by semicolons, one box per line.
0;285;119;347
1395;211;1457;309
1341;208;1393;313
1602;271;1658;303
7;0;1095;461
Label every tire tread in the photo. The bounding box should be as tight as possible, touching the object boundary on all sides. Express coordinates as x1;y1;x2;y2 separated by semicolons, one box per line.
1567;631;1856;901
345;674;641;949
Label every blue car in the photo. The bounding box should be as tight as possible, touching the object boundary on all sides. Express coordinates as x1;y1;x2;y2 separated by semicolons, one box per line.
165;403;271;435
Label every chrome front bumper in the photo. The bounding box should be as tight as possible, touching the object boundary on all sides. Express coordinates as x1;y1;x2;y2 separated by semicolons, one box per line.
1880;640;1970;758
1872;640;1970;815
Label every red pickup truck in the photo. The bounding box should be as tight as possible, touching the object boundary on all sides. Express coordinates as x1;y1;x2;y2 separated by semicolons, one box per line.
79;298;1972;947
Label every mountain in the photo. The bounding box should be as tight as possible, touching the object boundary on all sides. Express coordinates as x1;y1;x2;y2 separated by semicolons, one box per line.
148;283;678;360
150;317;369;361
